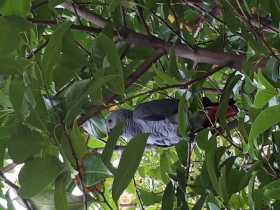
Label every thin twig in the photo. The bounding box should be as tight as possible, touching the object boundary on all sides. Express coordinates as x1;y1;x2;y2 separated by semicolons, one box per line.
150;10;194;49
0;172;33;210
26;40;49;59
133;177;145;210
135;2;151;35
78;49;165;125
100;192;114;210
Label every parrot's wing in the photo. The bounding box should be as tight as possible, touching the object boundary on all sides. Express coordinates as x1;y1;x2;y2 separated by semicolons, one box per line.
133;99;179;121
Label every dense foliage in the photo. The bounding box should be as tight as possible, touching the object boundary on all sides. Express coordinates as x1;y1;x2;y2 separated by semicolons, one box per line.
0;0;280;209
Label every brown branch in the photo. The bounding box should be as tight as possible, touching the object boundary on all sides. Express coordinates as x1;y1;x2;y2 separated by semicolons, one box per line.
30;17;245;69
26;40;49;59
125;49;166;87
61;0;109;28
60;1;245;69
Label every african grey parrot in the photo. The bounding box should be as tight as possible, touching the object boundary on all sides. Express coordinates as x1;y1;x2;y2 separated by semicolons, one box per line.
105;97;238;147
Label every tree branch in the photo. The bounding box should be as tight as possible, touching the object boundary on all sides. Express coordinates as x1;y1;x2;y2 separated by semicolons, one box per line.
60;1;245;69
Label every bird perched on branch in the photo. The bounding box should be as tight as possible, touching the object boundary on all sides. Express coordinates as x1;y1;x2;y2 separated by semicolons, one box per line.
106;97;238;147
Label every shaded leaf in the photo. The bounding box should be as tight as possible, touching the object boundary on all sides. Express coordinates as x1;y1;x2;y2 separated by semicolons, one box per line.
83;155;112;187
70;121;87;159
101;122;123;170
0;16;31;54
42;22;72;85
96;34;124;95
19;156;65;198
112;133;149;202
178;95;187;137
264;180;280;200
55;173;69;210
7;125;43;163
0;0;31;17
162;181;175;210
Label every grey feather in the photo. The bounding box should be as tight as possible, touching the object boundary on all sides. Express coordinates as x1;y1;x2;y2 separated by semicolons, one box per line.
133;99;178;121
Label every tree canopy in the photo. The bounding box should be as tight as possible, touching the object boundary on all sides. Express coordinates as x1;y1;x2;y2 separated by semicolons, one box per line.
0;0;280;209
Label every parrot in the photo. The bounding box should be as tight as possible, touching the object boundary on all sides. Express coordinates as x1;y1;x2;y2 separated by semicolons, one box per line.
105;97;238;147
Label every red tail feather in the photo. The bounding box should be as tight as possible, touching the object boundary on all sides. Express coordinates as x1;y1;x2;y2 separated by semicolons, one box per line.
206;105;238;123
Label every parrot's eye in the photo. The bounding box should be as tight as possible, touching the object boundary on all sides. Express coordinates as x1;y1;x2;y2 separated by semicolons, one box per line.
108;119;112;123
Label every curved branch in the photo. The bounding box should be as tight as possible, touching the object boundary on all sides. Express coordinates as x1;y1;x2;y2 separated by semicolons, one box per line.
60;1;245;69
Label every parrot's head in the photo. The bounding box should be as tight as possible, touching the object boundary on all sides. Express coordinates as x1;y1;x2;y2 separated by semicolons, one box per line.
106;109;132;130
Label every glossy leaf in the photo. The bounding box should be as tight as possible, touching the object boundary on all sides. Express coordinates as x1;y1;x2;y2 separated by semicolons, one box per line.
248;105;280;150
112;133;149;202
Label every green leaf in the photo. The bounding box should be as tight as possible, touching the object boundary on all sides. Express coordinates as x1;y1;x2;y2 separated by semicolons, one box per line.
48;0;64;8
9;78;28;119
139;189;162;206
254;72;277;108
83;155;113;187
65;75;117;127
53;32;87;89
55;173;69;210
70;121;88;159
31;190;84;210
196;129;209;151
0;16;31;54
220;0;240;31
154;69;180;85
248;105;280;151
42;22;72;85
264;180;280;200
19;156;65;198
0;0;31;17
175;139;188;165
205;138;219;194
217;74;241;124
7;125;43;163
101;122;123;170
160;151;172;183
248;174;256;210
112;133;149;202
167;47;180;79
96;34;124;96
161;181;175;210
0;56;30;75
178;95;187;137
270;0;280;25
